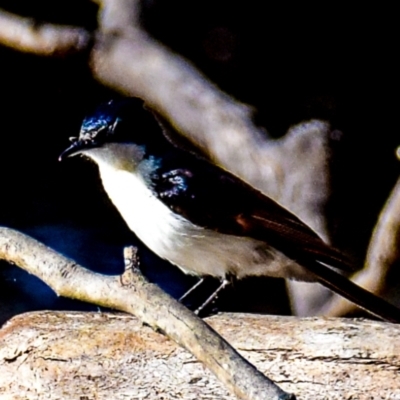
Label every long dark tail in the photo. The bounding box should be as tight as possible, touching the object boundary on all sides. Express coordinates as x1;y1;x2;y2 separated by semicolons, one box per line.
305;261;400;323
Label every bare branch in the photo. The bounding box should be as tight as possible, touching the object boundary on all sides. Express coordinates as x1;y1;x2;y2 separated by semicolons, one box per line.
0;8;90;55
97;0;138;34
0;228;293;400
319;176;400;317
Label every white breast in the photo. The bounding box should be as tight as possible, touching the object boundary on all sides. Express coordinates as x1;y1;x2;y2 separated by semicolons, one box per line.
99;163;189;262
94;162;310;281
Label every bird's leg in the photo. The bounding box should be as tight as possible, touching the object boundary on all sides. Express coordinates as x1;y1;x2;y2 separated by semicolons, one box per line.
194;279;230;315
179;277;205;302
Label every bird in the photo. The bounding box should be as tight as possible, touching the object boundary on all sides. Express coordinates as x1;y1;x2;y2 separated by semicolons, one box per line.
60;97;400;323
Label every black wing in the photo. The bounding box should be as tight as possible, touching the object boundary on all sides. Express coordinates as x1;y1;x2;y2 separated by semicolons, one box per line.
151;154;354;272
150;147;400;323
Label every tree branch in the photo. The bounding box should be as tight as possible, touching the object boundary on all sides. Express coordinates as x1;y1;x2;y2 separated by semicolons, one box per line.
319;175;400;317
0;8;90;55
0;227;293;400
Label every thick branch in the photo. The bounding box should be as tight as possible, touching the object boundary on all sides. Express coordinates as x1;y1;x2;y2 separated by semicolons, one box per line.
320;176;400;317
1;311;399;399
0;8;90;55
0;227;292;400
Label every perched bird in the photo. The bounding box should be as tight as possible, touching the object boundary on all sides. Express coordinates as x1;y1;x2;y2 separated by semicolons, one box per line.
60;97;400;323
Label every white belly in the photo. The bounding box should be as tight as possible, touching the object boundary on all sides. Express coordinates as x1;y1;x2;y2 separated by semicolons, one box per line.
98;165;310;280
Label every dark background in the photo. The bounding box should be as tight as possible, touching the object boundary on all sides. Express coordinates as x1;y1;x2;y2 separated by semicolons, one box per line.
0;1;398;323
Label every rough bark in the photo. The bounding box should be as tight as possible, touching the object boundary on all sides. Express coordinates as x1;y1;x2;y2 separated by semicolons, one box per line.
0;311;399;400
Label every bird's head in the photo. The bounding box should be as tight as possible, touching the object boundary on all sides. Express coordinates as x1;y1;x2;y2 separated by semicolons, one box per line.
59;98;169;169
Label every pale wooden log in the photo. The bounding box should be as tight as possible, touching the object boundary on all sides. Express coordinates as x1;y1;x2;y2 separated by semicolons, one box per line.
0;311;399;400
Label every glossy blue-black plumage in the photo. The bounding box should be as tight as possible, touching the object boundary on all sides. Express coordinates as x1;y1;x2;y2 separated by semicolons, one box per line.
60;98;171;161
59;97;400;323
90;99;165;147
71;98;355;272
80;101;117;137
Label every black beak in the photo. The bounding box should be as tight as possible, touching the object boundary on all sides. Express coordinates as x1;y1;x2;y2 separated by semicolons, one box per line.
58;139;96;162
